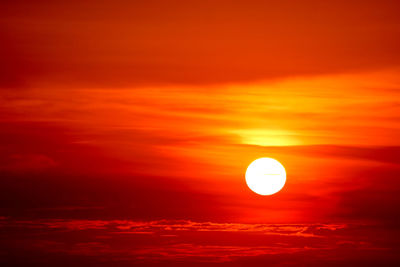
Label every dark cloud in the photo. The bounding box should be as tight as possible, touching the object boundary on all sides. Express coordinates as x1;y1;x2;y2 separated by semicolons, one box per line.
1;218;399;266
333;169;400;225
251;145;400;165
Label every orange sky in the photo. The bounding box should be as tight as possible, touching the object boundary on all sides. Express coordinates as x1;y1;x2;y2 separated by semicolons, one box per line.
1;0;400;265
1;68;400;223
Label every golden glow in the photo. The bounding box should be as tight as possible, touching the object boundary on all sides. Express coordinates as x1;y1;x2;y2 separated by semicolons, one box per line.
233;129;301;146
245;158;286;196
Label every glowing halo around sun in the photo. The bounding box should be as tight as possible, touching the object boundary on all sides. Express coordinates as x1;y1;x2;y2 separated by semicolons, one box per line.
245;158;286;195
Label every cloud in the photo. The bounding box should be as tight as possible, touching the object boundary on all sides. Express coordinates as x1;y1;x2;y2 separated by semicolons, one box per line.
1;218;397;265
8;219;345;238
0;153;57;171
251;145;400;166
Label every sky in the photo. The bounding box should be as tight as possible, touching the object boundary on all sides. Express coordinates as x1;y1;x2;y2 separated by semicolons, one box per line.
1;0;400;266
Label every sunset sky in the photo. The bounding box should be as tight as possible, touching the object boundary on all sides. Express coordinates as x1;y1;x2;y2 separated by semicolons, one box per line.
1;1;400;266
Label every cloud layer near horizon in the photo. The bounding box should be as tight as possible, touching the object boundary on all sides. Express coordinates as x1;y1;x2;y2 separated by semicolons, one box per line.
1;217;399;266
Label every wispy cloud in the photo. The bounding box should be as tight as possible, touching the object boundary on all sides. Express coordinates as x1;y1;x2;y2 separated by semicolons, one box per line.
7;218;346;238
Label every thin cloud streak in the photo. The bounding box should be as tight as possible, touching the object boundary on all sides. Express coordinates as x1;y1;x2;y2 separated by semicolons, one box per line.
4;218;346;237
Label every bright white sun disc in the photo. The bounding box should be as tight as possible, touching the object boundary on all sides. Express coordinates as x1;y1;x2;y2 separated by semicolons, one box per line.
245;158;286;195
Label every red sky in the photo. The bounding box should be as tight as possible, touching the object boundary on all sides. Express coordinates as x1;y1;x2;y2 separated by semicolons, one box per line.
1;0;400;266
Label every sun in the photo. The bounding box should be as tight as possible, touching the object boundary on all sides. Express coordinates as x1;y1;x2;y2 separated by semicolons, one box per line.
245;158;286;195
